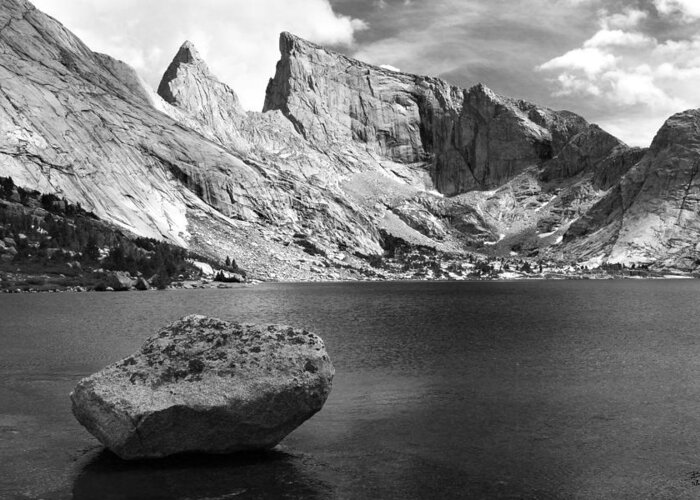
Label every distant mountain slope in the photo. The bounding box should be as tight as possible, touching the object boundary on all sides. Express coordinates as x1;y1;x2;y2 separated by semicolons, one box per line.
0;0;384;280
261;32;643;262
264;32;634;196
560;110;700;270
3;0;687;278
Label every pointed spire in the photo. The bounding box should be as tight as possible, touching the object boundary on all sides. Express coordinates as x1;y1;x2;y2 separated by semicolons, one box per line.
156;39;244;115
157;40;209;104
173;40;203;66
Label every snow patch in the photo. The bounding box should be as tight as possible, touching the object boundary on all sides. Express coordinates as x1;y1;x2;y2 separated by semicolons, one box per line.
499;271;523;279
188;260;214;276
580;255;605;268
484;234;505;246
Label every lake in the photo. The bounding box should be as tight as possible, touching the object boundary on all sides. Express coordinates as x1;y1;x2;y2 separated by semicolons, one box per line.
2;281;700;499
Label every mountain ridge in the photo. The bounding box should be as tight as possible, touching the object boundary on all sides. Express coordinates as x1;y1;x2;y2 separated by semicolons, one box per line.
1;0;698;280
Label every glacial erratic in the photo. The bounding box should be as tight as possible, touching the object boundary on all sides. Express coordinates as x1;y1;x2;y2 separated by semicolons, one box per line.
70;315;334;460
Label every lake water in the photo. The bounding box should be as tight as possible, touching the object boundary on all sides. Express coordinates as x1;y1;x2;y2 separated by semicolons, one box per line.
2;281;700;499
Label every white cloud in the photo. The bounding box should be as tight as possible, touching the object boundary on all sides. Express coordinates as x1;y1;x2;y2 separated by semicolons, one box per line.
538;9;700;146
538;47;617;78
31;0;367;111
553;73;602;96
601;8;648;29
583;29;653;48
601;67;687;109
654;0;700;20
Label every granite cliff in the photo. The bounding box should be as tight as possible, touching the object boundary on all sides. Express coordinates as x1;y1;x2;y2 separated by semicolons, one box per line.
0;0;695;279
264;33;629;195
560;110;700;270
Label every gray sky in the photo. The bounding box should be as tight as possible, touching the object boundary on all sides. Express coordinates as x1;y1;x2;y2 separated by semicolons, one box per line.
32;0;700;147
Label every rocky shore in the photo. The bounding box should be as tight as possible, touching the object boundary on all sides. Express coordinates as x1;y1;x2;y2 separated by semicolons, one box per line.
1;263;692;294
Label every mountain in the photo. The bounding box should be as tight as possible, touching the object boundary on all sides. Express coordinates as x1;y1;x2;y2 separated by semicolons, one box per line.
265;33;616;195
560;110;700;271
0;0;382;281
1;0;696;279
262;33;644;261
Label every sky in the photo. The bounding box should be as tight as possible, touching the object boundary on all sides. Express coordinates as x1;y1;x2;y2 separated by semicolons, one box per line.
31;0;700;147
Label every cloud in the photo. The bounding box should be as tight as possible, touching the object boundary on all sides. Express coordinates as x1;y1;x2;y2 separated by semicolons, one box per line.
601;8;648;29
349;0;594;86
537;7;700;146
31;0;367;111
654;0;700;20
539;47;618;77
583;29;654;48
30;0;700;148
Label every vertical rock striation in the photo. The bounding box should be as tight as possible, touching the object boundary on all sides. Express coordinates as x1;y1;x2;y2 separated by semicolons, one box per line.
562;109;700;269
157;41;248;152
263;32;626;195
7;0;693;274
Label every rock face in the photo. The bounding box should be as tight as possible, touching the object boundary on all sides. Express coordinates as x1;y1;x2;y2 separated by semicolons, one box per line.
560;109;700;269
4;0;693;274
0;0;386;280
70;315;334;459
101;271;135;291
263;33;613;195
539;125;636;186
156;41;248;153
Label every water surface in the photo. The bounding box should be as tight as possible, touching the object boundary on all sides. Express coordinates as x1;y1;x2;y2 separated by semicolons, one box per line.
2;281;700;499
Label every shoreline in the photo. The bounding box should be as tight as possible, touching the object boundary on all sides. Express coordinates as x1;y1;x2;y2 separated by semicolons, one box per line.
1;273;696;294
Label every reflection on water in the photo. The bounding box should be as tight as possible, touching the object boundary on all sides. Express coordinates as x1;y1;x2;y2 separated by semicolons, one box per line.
72;449;331;500
2;281;700;498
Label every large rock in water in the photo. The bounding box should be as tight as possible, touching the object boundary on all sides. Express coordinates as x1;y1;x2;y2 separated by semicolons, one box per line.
70;315;334;460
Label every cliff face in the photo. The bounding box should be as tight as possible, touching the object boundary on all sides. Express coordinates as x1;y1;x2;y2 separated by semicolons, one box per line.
0;0;204;245
156;41;249;153
263;33;620;195
0;0;386;281
561;110;700;269
4;0;691;277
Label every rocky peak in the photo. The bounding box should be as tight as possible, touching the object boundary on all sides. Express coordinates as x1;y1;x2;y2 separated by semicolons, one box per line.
157;41;212;104
559;108;700;268
468;82;498;101
157;39;246;149
539;124;632;184
263;32;613;195
4;0;679;277
174;40;202;65
157;40;244;113
278;31;311;57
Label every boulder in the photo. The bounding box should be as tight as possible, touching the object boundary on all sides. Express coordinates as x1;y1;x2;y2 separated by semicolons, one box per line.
214;270;245;283
134;277;150;291
102;271;135;291
70;315;334;460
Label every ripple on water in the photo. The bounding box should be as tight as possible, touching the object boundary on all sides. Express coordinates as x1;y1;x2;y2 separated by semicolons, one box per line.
2;281;700;498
